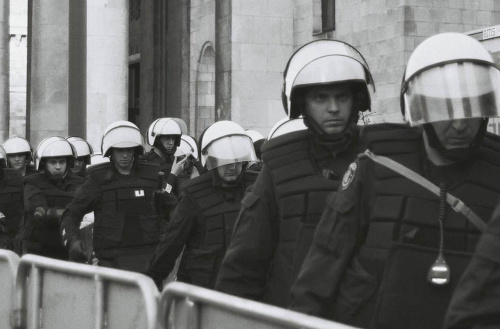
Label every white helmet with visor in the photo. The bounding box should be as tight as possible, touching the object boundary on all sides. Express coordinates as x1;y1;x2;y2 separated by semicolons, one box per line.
402;33;500;126
201;121;257;170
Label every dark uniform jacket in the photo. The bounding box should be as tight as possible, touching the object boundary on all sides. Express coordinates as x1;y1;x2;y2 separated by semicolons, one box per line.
0;168;23;251
21;171;84;260
146;169;257;289
443;204;500;329
290;128;500;329
61;161;166;272
216;127;367;307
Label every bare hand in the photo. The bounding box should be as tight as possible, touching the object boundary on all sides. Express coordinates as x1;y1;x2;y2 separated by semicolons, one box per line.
170;156;189;176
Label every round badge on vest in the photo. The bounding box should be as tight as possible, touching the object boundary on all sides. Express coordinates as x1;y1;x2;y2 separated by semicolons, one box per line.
342;163;357;190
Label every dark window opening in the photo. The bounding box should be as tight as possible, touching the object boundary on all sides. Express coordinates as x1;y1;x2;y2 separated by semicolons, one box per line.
128;63;140;124
322;0;335;32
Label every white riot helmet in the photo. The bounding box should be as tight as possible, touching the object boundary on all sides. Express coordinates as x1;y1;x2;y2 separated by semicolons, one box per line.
201;121;257;170
174;135;199;160
146;118;182;147
401;33;500;126
268;117;308;140
35;137;75;171
3;136;33;162
66;136;93;164
282;39;375;119
101;121;144;157
0;145;7;168
245;130;265;144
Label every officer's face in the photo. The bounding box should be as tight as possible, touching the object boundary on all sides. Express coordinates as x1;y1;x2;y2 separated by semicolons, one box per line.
112;148;135;171
8;153;28;170
159;136;177;154
302;84;354;135
431;118;482;150
45;157;67;178
217;162;243;183
72;157;85;173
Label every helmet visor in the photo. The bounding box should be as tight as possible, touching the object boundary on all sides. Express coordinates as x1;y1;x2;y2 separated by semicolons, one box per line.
202;135;257;170
404;62;500;125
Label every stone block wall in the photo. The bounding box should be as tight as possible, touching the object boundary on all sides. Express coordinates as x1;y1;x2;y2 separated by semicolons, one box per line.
290;0;500;124
189;0;216;137
231;0;294;137
9;0;27;139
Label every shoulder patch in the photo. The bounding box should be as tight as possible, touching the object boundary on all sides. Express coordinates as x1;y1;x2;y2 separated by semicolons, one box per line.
341;162;357;190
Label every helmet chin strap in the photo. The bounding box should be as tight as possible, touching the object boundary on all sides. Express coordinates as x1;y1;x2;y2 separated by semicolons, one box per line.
423;119;488;162
302;111;359;154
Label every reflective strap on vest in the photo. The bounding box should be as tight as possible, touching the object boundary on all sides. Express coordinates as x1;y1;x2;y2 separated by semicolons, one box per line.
362;149;487;232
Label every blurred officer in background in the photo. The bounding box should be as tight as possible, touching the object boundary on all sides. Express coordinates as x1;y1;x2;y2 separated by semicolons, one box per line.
173;135;203;186
61;121;174;271
66;136;93;177
216;39;375;307
3;136;36;177
20;137;84;260
145;120;258;290
0;145;23;252
443;204;500;328
141;117;189;196
245;129;265;171
290;33;500;329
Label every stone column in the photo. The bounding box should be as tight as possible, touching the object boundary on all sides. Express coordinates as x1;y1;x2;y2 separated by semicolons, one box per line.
87;0;129;152
0;0;10;140
27;0;69;147
0;0;8;141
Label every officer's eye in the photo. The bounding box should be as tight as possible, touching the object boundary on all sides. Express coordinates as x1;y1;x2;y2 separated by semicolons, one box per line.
336;93;349;101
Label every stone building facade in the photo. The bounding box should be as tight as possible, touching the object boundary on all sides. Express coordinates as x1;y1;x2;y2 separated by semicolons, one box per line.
2;0;500;147
131;0;500;139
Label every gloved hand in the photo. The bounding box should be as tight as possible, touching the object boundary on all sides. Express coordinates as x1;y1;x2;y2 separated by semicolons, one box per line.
46;208;65;226
153;189;178;215
68;238;88;263
33;207;46;225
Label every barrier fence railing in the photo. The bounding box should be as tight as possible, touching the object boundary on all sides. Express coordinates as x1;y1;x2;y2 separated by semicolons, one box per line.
159;282;359;329
0;250;20;329
11;254;159;329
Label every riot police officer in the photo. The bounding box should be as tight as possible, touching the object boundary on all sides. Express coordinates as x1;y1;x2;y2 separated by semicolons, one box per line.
173;135;202;186
245;129;265;171
215;39;375;307
60;121;173;271
145;120;258;290
20;137;84;260
0;145;23;252
3;136;36;177
66;136;93;177
290;33;500;329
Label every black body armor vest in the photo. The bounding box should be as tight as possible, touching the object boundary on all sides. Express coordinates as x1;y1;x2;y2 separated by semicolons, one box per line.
0;168;23;239
261;129;360;307
22;173;84;253
89;162;164;271
176;170;257;288
334;130;500;329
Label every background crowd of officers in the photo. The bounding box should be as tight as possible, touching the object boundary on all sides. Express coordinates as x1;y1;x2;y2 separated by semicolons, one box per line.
0;32;499;328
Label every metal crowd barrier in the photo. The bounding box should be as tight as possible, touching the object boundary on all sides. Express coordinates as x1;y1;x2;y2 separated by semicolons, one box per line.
11;254;159;329
0;250;20;329
159;282;359;329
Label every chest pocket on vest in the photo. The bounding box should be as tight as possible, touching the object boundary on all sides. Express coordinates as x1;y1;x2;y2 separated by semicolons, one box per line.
316;192;356;253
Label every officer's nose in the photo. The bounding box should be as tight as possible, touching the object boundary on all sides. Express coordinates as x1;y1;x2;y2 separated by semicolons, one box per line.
450;119;468;132
326;98;339;113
